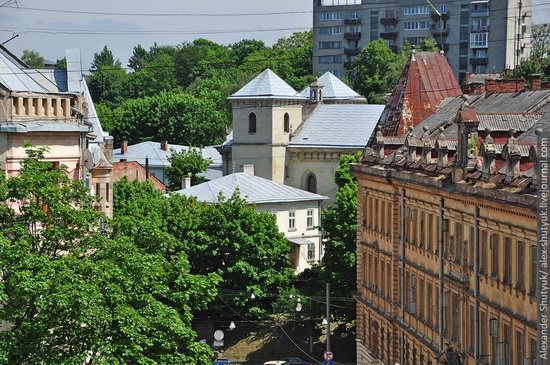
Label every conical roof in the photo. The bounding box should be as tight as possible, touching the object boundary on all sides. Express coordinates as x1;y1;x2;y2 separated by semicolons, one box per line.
300;71;365;101
229;69;305;100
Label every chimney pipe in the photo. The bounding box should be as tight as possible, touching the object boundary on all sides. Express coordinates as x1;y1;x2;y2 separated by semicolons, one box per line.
530;74;542;91
181;176;192;190
243;164;255;175
121;140;128;155
161;140;169;152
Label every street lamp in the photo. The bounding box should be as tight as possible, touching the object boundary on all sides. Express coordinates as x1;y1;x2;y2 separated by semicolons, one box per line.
250;293;255;300
322;318;328;326
295;298;302;312
229;321;236;331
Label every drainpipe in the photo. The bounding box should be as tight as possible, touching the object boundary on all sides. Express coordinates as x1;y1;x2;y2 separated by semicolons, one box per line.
400;188;406;365
318;200;322;262
474;206;480;360
438;198;445;352
145;157;149;181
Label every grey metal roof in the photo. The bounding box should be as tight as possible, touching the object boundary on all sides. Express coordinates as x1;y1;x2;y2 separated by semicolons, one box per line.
288;237;314;245
229;69;305;100
477;113;541;132
289;104;385;148
174;172;328;204
411;97;464;137
517;112;550;145
113;141;222;168
0;121;90;133
299;72;365;101
472;90;550;113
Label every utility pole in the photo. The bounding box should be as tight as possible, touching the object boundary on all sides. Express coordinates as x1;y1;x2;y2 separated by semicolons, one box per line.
515;0;523;92
326;282;331;352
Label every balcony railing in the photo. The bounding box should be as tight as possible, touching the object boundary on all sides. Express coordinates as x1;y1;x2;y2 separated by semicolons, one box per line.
380;16;398;25
471;26;490;32
344;47;361;56
431;28;449;36
470;41;489;48
344;18;361;25
470;57;489;65
380;31;398;39
471;9;489;17
344;32;361;40
431;11;449;21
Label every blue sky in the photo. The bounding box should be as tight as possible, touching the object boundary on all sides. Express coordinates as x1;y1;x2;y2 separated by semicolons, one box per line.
1;0;548;69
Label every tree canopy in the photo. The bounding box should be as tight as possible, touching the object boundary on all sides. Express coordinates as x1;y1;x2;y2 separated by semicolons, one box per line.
0;147;218;364
165;148;212;191
21;49;44;68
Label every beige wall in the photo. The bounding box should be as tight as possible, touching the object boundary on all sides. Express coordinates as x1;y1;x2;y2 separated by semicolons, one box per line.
256;200;323;273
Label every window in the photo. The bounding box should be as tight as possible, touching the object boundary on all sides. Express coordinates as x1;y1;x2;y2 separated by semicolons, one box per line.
504;237;512;285
319;12;342;21
350;11;359;20
469;304;475;353
427;214;434;251
455;222;463;263
385;201;391;235
451;292;460;341
403;21;430;30
515;331;524;365
95;183;101;197
307;242;315;261
469;226;475;267
404;37;426;46
319;41;342;49
284;113;290;133
419;211;425;247
437;5;448;13
528;338;537;365
381;261;385;296
106;182;110;202
517;241;525;290
471;33;489;48
410;273;417;313
404;6;429;15
480;310;488;359
475;49;488;58
348;25;360;34
306;173;317;193
248;112;256;133
419;278;425;320
475;65;487;73
319;26;342;35
501;323;511;365
427;282;433;324
481;231;487;274
288;211;296;230
473;18;489;31
530;245;537;295
306;209;314;229
319;55;342;64
491;234;499;279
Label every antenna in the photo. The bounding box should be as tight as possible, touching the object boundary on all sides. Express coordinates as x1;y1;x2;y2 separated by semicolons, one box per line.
426;0;444;53
1;32;19;46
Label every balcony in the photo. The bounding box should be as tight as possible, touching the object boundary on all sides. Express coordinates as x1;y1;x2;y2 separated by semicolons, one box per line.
431;11;449;21
344;18;361;25
344;47;361;56
344;61;353;68
380;31;398;39
471;9;489;17
471;26;490;33
380;16;398;26
431;28;449;36
344;32;361;40
470;57;489;65
470;41;489;49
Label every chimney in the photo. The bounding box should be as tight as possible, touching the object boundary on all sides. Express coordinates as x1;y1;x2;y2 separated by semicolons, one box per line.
453;107;478;182
373;127;385;160
121;140;128;155
181;176;192;190
405;127;417;163
421;126;432;164
485;78;525;93
436;127;449;167
503;129;521;182
309;81;324;104
480;128;497;182
160;140;169;151
531;74;542;91
243;164;255;175
102;136;114;163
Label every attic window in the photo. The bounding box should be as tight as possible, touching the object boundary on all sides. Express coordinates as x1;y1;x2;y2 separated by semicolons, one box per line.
248;112;257;134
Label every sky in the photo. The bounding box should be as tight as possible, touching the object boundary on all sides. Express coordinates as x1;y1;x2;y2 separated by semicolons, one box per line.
1;0;549;69
0;0;312;68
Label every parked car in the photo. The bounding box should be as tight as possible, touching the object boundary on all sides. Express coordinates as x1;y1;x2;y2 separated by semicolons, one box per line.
263;361;288;365
213;358;231;365
282;357;314;365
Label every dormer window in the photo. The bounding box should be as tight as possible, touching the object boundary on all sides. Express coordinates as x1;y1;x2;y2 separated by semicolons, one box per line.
284;113;290;133
248;112;257;134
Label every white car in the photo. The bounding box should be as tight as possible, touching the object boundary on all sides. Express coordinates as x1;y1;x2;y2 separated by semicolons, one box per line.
263;361;288;365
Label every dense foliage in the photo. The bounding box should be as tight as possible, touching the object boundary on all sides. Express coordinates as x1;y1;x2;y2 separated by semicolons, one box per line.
0;147;218;364
87;32;313;148
113;179;295;318
165;148;213;191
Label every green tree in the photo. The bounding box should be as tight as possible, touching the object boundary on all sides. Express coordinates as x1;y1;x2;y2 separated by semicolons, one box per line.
102;91;226;147
0;147;217;364
88;66;129;108
349;40;400;103
126;53;180;98
319;153;361;320
91;45;122;72
21;49;44;68
175;39;233;87
231;39;266;64
531;23;550;60
419;38;440;52
55;57;67;70
165;148;212;191
127;44;150;71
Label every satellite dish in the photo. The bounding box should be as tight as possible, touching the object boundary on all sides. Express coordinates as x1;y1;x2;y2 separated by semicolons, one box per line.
214;330;224;341
83;148;95;171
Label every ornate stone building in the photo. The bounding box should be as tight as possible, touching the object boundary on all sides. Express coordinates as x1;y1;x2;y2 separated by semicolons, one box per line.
353;58;550;364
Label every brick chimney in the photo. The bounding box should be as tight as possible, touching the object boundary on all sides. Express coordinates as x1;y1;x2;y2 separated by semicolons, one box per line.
485;79;525;93
160;140;169;151
121;140;128;155
530;74;542;91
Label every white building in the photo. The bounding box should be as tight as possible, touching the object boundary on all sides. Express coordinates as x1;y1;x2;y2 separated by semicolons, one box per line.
221;69;384;204
174;170;328;273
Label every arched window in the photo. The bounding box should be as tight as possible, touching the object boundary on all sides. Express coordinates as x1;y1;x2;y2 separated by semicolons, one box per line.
248;112;257;133
284;113;290;133
306;173;317;193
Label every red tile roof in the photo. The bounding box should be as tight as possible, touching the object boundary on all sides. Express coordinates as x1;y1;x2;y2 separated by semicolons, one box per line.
378;52;462;139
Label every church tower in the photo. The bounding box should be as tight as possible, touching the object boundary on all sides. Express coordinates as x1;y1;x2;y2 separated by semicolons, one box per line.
226;69;305;184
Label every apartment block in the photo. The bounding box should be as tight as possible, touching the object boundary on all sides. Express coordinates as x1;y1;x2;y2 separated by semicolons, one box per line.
312;0;532;81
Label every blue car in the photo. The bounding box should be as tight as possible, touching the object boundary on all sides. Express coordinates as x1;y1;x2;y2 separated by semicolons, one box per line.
213;359;231;365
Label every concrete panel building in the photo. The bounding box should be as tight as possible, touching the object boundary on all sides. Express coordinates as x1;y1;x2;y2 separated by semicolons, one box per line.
312;0;532;82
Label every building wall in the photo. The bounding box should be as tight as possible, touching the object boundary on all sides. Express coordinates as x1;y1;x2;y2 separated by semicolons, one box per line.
354;170;538;365
313;0;532;80
112;161;166;191
256;200;323;273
